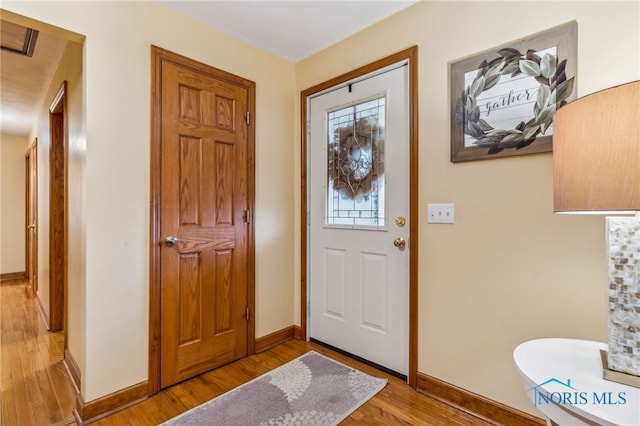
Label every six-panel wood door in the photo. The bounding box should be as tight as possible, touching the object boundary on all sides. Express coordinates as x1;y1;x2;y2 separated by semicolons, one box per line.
159;57;250;388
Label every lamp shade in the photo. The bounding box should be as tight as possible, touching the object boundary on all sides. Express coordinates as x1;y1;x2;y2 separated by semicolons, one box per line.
553;81;640;213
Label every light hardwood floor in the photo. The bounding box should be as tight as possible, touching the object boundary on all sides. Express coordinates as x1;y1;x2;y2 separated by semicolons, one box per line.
1;280;76;425
2;279;495;425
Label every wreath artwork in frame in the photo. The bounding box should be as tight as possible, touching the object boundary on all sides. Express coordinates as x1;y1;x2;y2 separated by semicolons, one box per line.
450;21;577;162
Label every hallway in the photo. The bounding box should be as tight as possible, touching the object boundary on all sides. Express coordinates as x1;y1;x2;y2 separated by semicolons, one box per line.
0;280;76;425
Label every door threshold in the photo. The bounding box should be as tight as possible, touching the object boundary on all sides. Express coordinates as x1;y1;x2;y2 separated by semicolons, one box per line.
309;338;407;382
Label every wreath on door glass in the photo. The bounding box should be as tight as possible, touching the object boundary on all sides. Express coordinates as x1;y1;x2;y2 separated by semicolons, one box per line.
328;117;384;200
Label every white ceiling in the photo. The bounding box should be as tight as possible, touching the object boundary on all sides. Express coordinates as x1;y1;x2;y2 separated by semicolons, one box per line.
1;1;417;138
158;1;418;62
1;27;67;137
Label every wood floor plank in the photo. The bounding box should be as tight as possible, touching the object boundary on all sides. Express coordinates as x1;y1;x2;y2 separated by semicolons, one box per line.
0;389;19;425
1;281;77;426
8;303;39;425
0;297;19;426
19;295;54;426
36;332;76;423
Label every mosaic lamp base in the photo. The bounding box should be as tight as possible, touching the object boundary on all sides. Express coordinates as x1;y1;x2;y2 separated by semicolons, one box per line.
601;350;640;388
606;217;640;386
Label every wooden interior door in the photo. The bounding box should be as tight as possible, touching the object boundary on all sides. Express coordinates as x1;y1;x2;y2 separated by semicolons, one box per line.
156;48;254;388
25;140;38;292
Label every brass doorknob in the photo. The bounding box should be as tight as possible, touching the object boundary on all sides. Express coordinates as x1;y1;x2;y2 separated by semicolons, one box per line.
393;237;406;250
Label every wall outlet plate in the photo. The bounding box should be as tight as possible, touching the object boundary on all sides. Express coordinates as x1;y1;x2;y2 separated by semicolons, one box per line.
427;203;455;224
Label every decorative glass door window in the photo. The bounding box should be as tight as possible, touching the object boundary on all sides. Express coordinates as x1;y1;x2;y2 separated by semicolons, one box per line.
326;95;386;228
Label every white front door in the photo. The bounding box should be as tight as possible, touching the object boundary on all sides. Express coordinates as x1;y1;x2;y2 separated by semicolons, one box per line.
309;64;409;376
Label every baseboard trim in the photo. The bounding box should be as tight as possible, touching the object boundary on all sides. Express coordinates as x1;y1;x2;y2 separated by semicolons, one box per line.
36;291;50;330
255;325;301;353
73;381;148;425
63;348;81;393
293;324;302;340
417;373;545;426
0;272;27;282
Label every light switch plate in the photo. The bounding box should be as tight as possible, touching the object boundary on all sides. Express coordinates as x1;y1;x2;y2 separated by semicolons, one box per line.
427;203;455;224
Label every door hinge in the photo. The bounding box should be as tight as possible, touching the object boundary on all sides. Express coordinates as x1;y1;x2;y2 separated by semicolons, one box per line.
246;111;250;125
243;209;251;224
245;307;250;321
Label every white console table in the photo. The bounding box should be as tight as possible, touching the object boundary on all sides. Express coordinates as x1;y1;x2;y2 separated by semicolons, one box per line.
514;339;639;426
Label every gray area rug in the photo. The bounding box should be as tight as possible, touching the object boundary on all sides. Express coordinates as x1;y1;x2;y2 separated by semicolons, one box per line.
162;351;387;425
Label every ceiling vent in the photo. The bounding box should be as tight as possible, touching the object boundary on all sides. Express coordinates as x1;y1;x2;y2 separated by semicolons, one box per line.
1;20;39;57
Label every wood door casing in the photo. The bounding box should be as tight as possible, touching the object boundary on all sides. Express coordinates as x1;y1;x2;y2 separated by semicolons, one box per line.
49;82;67;333
150;47;256;392
25;140;38;293
300;46;419;387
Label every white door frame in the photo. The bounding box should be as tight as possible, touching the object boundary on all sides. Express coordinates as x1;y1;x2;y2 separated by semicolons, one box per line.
300;46;419;388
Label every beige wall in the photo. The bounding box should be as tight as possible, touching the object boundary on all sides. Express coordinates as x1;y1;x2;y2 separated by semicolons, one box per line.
22;28;85;374
0;134;28;274
3;1;296;402
295;0;639;417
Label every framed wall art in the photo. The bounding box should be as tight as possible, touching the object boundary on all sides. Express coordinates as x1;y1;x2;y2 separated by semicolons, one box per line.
450;21;577;162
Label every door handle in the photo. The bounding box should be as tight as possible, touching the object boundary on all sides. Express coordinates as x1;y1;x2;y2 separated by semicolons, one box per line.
27;224;35;229
165;236;179;248
393;237;406;250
